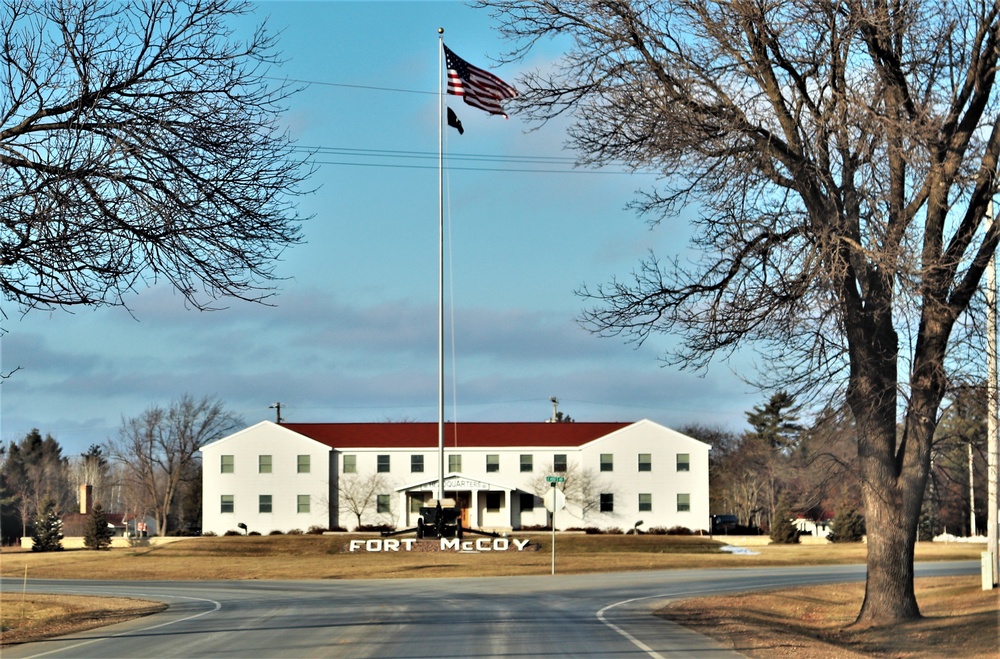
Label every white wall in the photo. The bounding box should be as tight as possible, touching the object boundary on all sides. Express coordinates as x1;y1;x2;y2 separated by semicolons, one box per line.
201;420;711;534
201;422;332;535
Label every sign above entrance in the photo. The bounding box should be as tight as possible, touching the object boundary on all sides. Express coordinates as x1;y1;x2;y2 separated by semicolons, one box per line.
443;476;493;490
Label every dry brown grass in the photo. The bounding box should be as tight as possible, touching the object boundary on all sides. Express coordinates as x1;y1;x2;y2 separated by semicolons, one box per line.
0;534;981;581
1;594;165;646
1;535;994;655
658;576;1000;658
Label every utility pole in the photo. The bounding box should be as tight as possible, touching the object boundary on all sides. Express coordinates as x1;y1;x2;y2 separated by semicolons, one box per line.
269;402;283;424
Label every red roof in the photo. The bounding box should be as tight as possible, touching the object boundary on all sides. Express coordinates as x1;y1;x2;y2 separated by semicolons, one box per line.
280;422;632;449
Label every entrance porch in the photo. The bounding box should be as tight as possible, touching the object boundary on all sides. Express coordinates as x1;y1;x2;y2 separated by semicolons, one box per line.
395;474;527;533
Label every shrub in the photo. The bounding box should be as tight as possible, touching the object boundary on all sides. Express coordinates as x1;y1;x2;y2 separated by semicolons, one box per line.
666;526;693;535
355;524;393;533
248;531;261;536
168;528;201;537
201;531;217;537
224;530;242;536
646;527;668;535
307;525;329;535
769;495;801;545
286;528;304;535
326;525;347;533
268;530;284;535
828;507;866;543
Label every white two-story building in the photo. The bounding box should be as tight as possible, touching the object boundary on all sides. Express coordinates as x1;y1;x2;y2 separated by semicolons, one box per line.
200;419;710;535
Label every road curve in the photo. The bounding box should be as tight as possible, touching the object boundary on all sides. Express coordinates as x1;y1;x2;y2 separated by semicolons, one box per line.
1;561;976;658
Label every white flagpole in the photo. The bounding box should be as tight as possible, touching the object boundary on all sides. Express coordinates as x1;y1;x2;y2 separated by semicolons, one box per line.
987;195;998;587
437;28;445;502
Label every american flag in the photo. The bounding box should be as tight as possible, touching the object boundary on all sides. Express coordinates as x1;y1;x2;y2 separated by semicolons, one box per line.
444;44;517;119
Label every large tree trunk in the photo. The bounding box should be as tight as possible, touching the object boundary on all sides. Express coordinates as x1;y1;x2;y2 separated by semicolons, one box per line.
849;306;945;625
855;459;922;623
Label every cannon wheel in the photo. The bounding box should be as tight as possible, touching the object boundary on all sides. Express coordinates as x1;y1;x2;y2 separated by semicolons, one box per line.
416;519;425;539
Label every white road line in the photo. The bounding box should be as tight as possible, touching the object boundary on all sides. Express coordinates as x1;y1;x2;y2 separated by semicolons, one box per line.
18;592;222;659
595;576;851;658
596;594;668;659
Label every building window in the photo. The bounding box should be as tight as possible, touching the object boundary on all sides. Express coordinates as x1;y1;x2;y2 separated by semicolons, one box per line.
377;454;390;473
409;494;424;514
221;495;234;513
449;454;461;472
554;454;567;472
221;455;234;473
411;454;424;473
520;454;533;472
343;454;357;473
676;453;690;472
259;495;272;513
638;453;652;472
486;454;499;473
297;455;310;474
258;455;272;474
600;453;613;472
486;491;502;512
600;493;614;513
638;493;652;512
297;495;310;513
677;493;691;512
519;492;535;512
377;494;391;513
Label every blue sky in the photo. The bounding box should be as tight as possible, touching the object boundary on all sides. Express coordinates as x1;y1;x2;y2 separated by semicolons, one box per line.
0;1;761;457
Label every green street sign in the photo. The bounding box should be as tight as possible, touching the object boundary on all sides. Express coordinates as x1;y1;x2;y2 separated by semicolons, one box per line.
546;476;565;483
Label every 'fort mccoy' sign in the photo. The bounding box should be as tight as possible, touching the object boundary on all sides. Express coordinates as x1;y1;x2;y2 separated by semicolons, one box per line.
347;538;531;552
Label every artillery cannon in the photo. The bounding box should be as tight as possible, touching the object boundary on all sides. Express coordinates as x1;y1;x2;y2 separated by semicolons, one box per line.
380;498;500;539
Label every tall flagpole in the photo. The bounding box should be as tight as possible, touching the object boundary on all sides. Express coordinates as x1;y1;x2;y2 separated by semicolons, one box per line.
437;28;445;502
987;195;998;587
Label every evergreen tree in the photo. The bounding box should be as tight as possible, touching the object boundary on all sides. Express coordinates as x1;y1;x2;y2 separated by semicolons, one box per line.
828;506;867;543
84;503;114;550
746;391;802;453
769;494;800;544
30;499;63;552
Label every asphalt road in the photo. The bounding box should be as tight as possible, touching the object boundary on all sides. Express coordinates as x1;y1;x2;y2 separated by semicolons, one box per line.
1;561;977;658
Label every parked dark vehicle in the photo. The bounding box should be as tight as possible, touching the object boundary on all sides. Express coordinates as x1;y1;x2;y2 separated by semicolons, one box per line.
711;514;739;534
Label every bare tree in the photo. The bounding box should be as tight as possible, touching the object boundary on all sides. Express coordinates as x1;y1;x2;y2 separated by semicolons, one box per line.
0;0;309;316
482;0;1000;624
69;445;112;508
531;463;614;525
106;394;240;536
338;472;393;530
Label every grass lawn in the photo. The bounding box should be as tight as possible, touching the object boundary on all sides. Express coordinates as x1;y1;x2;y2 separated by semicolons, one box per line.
1;534;995;655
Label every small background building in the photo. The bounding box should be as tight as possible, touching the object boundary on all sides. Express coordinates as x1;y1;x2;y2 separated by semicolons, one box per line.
200;420;711;535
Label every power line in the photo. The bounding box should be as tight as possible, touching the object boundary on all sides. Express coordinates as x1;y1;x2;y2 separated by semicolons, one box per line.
293;145;577;164
269;76;650;174
265;76;432;96
293;146;647;175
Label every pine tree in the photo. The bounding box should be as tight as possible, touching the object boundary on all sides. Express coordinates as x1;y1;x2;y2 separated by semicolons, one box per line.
828;506;866;543
769;494;800;544
30;499;63;552
84;503;114;550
